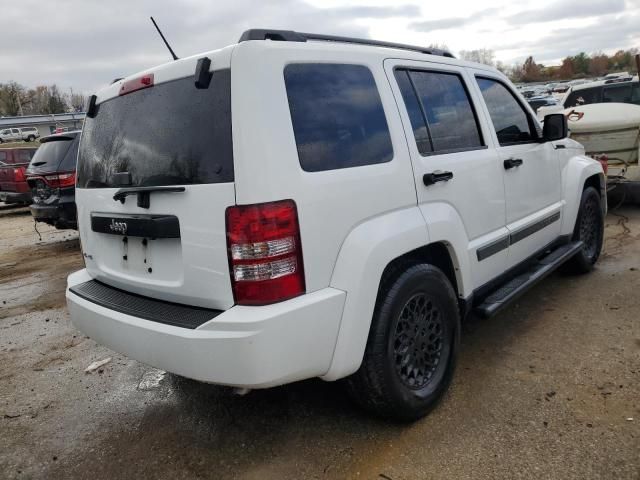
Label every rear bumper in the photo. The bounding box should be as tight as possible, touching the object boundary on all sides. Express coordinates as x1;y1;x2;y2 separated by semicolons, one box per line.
30;197;76;228
66;269;346;388
1;191;32;204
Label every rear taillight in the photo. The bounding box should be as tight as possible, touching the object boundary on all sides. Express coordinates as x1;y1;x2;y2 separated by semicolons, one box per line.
226;200;305;306
44;172;76;188
13;168;25;182
597;154;609;175
119;74;154;96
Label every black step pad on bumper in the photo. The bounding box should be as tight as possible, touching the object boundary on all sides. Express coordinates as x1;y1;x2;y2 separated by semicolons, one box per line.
69;280;222;329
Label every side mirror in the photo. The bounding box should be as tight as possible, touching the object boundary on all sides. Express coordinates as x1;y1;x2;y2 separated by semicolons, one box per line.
542;113;568;142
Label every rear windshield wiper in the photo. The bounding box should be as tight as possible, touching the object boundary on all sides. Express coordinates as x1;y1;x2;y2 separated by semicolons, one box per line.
113;186;185;208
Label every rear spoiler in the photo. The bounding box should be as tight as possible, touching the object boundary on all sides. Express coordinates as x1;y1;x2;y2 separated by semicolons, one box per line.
40;133;79;143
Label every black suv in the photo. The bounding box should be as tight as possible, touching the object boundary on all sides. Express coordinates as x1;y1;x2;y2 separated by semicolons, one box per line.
26;131;80;229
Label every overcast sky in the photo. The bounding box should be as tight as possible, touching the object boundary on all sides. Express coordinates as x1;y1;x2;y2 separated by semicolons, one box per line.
3;0;639;93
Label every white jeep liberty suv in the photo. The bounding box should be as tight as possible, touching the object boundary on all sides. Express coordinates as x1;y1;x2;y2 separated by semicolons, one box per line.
67;30;605;421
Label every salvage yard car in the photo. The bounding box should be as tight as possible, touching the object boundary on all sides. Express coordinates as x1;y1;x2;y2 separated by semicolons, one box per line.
0;147;37;204
20;127;40;142
67;30;606;421
0;128;23;143
26;131;80;229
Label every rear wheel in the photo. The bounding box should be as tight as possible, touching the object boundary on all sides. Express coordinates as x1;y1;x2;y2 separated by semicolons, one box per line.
27;135;35;142
345;264;460;421
564;186;603;273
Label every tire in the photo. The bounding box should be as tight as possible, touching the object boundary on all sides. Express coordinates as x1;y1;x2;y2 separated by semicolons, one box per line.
27;135;35;142
345;263;460;422
564;186;604;274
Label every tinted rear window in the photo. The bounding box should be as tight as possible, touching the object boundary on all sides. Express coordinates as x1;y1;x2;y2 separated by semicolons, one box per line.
284;63;393;172
0;151;6;163
28;139;74;172
77;70;233;188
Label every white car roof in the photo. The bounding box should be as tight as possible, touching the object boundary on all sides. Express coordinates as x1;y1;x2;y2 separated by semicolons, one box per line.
94;29;504;104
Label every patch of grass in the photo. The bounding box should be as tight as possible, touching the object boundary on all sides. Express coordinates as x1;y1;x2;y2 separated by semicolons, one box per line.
0;141;40;149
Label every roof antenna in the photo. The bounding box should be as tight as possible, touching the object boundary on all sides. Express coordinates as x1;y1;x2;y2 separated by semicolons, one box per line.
150;16;178;61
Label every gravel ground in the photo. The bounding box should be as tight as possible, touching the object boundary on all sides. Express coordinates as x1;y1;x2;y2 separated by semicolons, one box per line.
0;205;638;480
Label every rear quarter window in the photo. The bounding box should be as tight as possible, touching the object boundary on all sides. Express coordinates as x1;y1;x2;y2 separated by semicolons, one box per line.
284;63;393;172
58;137;80;171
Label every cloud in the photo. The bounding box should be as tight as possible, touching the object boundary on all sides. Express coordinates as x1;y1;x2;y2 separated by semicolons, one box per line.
0;0;418;93
499;12;639;63
507;0;625;24
331;5;421;19
1;0;638;94
409;7;499;32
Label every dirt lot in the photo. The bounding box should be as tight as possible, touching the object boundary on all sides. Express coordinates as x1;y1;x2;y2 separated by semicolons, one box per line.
0;205;638;480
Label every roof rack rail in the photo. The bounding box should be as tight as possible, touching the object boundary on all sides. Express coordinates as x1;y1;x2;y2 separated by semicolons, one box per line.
603;77;633;84
238;29;455;58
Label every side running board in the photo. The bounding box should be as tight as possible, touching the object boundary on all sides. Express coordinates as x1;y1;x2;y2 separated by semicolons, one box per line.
475;241;584;318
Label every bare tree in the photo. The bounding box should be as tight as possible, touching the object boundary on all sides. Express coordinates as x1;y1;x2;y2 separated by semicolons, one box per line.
0;82;27;116
459;49;495;67
68;88;87;112
428;42;451;53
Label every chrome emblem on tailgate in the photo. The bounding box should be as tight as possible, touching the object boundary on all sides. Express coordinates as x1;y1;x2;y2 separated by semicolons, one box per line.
109;219;128;235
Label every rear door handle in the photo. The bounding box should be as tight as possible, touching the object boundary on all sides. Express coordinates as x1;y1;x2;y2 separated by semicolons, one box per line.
423;170;454;186
503;158;523;170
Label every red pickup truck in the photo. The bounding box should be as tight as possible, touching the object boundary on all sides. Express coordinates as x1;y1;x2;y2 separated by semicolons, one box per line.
0;148;37;204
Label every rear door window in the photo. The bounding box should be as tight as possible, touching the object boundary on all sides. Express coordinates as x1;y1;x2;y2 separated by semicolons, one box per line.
77;71;233;188
394;70;432;154
0;151;7;163
476;77;536;145
395;69;483;154
284;63;393;172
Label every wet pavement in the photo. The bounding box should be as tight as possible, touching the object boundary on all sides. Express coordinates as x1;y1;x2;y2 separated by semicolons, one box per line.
0;205;638;479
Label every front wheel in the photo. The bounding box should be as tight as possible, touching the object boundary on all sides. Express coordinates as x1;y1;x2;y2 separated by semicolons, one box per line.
345;264;460;421
564;186;604;273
